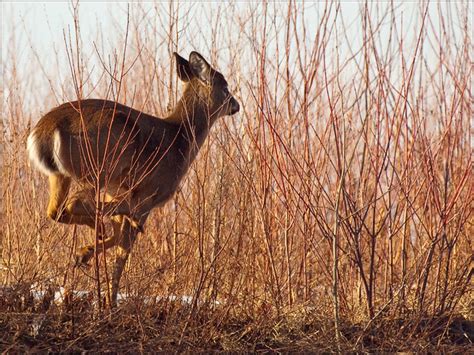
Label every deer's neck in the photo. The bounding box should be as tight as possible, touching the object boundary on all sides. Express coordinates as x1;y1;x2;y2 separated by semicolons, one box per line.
166;91;213;146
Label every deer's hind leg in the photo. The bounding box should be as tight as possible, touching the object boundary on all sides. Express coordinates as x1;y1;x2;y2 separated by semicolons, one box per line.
47;174;95;228
47;174;137;227
47;175;143;268
47;174;114;253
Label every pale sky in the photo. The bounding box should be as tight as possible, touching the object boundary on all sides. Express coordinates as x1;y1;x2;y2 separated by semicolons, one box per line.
2;1;470;116
4;1;457;68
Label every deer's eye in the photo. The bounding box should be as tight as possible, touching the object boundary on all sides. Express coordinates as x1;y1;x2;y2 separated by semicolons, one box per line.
222;87;229;96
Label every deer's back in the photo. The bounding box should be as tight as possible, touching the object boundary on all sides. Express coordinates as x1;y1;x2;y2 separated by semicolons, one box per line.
37;99;176;134
33;99;186;195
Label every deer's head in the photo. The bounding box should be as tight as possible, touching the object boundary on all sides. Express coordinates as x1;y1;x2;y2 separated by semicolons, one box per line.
174;51;240;121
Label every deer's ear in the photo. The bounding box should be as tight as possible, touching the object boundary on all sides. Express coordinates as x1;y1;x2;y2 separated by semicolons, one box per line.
189;51;211;83
174;52;194;82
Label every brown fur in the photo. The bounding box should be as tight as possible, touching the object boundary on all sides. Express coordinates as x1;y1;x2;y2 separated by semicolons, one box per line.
27;51;239;305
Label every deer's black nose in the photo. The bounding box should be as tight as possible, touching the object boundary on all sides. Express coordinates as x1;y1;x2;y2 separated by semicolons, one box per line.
230;98;240;115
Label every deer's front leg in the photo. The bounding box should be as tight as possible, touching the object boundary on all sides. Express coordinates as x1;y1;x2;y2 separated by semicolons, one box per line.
74;215;123;266
74;215;143;267
107;215;146;307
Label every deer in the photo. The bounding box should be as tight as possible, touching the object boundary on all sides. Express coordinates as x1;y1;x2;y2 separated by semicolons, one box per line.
27;51;240;305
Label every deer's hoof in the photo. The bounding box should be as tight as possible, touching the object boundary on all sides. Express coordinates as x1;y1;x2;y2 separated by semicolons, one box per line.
125;216;144;233
74;246;94;267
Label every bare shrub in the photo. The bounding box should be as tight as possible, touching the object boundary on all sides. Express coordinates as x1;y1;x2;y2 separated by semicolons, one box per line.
1;1;472;351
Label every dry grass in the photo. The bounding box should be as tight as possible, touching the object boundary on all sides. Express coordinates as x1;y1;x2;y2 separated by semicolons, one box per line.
1;1;473;352
1;287;471;352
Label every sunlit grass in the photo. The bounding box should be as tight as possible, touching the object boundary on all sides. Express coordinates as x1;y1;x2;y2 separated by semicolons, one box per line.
1;1;472;352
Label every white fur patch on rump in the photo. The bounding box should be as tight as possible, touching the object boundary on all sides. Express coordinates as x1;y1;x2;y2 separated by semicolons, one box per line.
52;129;69;175
27;128;70;176
27;129;55;176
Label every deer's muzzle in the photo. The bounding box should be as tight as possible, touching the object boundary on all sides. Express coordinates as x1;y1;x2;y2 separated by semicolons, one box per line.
230;98;240;115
